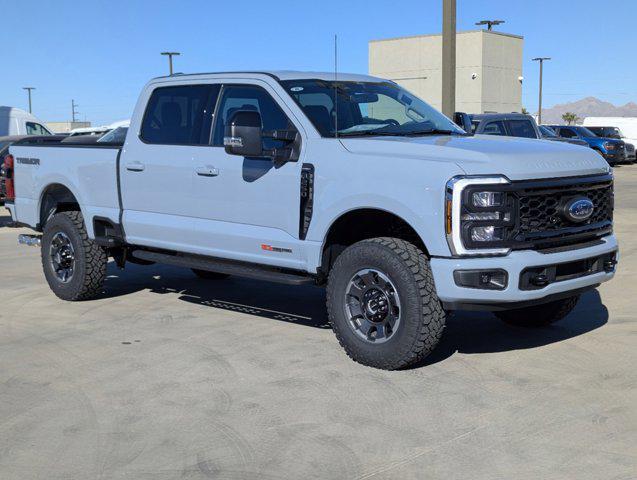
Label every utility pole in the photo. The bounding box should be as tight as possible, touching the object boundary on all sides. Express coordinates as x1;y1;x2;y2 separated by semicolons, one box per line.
441;0;456;118
23;87;35;113
532;57;551;124
72;99;79;123
161;51;180;75
475;19;505;31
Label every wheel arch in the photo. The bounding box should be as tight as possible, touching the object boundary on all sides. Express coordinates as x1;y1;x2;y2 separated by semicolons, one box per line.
38;183;82;230
320;207;429;277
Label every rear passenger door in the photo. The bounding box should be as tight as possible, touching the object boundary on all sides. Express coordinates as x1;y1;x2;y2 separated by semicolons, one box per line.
121;83;221;251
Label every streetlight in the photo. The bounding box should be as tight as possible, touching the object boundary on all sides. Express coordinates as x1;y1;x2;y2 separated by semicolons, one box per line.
442;0;456;118
475;19;505;31
532;57;551;125
161;52;180;75
23;87;35;113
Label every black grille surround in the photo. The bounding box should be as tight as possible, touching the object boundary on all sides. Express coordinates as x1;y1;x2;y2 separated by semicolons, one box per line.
460;174;614;252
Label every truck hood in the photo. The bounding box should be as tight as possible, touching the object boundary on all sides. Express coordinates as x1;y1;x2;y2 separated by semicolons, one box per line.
340;134;610;180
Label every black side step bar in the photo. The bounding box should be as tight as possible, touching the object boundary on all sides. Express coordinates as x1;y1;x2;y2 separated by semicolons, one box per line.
131;250;315;286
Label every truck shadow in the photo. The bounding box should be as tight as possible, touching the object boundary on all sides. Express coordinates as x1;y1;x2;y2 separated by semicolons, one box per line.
411;289;608;368
101;262;609;364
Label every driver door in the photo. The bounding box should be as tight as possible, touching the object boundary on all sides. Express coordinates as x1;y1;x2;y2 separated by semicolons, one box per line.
189;82;306;269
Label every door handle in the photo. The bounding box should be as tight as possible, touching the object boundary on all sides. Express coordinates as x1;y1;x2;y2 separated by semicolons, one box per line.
195;166;219;177
126;162;145;172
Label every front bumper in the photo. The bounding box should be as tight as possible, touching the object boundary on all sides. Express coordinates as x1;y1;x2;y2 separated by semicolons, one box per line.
430;235;618;310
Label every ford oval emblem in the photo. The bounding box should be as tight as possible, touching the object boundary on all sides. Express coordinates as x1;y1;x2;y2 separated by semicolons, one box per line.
564;197;594;223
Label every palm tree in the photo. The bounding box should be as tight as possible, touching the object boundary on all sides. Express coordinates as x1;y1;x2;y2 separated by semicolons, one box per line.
521;107;529;114
562;112;579;125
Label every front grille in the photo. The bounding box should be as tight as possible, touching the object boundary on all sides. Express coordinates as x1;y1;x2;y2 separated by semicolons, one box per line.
512;175;613;250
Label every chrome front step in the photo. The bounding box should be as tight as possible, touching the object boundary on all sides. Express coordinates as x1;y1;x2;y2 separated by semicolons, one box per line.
18;234;42;247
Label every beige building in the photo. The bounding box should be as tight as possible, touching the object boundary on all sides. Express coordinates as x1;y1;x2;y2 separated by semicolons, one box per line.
46;121;91;134
369;30;523;114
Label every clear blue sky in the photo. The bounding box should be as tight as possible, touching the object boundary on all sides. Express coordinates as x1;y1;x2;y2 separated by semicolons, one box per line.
3;0;635;125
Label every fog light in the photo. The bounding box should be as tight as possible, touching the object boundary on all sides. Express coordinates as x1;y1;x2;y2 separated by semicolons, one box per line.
471;226;504;242
454;269;508;290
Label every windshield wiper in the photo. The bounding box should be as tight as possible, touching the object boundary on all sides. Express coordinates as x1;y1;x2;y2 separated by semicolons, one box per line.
336;130;401;137
337;128;466;138
401;129;465;136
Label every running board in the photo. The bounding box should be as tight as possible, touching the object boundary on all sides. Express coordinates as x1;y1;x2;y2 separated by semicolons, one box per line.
131;250;315;286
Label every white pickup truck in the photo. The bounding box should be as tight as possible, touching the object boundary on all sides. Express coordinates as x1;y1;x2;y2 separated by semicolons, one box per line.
3;71;618;369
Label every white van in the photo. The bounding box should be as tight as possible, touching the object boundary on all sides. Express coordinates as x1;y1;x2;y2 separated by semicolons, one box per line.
0;106;53;136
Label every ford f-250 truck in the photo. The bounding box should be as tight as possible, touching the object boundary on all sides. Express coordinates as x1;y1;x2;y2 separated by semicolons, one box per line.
3;71;618;369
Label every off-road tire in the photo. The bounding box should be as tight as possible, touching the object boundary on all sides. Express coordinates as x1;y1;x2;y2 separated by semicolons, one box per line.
326;237;445;370
41;211;107;301
191;269;230;280
495;295;580;327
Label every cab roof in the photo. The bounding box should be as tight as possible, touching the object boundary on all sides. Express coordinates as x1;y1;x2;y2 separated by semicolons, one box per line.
152;70;386;83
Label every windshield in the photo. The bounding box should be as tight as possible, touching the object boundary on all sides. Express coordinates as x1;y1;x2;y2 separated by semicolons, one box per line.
281;80;464;137
98;126;128;144
539;125;557;137
574;126;598;138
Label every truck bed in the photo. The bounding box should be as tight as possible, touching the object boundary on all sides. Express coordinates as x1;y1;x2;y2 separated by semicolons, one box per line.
10;141;122;238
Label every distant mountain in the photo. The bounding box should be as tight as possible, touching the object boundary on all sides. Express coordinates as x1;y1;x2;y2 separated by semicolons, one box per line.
538;97;637;124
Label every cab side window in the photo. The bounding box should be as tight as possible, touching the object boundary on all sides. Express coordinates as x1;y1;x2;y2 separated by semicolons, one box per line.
482;121;506;136
26;122;51;135
141;84;220;145
212;85;293;149
560;128;577;138
506;120;536;139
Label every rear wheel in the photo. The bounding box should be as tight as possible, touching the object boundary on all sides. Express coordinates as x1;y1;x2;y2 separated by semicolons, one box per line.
41;211;107;301
326;237;445;370
191;269;230;280
495;295;580;327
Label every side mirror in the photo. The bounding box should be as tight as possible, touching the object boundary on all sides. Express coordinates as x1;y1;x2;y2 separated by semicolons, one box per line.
453;112;473;134
224;111;264;157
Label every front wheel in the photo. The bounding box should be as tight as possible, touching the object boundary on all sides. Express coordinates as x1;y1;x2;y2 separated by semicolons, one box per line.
41;211;107;301
326;237;445;370
495;295;580;327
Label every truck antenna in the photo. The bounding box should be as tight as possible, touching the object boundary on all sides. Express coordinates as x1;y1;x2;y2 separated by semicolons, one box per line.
334;34;339;140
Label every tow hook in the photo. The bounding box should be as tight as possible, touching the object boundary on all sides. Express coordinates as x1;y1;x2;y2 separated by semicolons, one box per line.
18;234;42;247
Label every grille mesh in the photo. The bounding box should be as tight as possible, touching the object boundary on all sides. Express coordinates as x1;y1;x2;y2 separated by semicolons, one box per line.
517;183;613;235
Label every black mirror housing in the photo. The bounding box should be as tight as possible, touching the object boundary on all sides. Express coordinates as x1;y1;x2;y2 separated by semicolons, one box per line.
224;111;264;157
453;112;473;134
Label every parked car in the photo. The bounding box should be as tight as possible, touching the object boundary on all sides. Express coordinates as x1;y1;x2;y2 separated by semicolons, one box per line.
583;117;637;156
0;106;53;137
469;113;588;147
4;71;618;369
547;125;628;165
585;126;636;163
538;124;589;147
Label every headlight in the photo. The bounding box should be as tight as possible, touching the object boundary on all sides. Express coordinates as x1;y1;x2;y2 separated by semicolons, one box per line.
445;176;514;256
604;142;616;150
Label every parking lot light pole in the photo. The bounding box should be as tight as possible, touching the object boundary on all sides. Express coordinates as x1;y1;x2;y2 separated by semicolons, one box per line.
161;52;180;75
532;57;551;125
475;19;505;31
442;0;456;118
23;87;35;113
